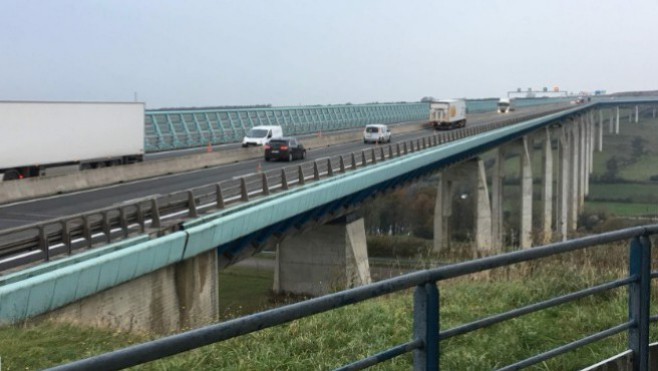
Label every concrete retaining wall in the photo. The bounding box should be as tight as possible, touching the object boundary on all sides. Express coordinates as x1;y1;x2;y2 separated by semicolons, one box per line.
0;122;427;205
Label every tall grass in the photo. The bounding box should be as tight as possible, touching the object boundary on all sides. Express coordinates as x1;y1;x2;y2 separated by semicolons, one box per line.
2;240;654;370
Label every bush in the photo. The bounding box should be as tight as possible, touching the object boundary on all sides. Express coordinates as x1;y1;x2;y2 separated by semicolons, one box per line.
367;235;432;258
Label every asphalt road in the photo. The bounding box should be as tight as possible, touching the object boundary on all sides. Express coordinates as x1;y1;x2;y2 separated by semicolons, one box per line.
0;105;565;230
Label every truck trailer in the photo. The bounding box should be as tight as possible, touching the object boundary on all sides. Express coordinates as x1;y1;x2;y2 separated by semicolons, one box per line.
428;99;467;129
0;101;145;181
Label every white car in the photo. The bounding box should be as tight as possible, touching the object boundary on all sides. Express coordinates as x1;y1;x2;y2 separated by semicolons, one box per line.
363;124;391;144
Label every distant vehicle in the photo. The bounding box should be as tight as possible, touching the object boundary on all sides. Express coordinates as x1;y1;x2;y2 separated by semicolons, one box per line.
572;97;587;105
264;137;306;162
428;99;467;129
497;98;514;113
363;124;391;144
0;101;144;181
242;125;283;147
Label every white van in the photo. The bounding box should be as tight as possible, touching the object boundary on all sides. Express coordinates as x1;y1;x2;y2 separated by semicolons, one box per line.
242;125;283;147
363;124;391;144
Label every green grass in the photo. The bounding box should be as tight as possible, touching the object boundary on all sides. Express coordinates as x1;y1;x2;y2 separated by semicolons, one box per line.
2;250;655;370
588;183;658;204
219;265;275;319
585;201;658;217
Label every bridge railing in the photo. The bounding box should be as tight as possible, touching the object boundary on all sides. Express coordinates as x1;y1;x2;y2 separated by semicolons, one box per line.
50;225;657;370
0;106;570;273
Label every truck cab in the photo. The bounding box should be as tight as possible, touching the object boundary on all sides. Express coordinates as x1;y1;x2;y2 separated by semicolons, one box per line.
497;98;513;113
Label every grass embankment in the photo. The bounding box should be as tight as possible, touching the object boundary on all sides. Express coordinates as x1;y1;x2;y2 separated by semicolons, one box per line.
2;245;655;370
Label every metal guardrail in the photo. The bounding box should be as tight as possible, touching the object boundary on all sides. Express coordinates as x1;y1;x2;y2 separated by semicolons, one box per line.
0;107;572;274
49;225;658;370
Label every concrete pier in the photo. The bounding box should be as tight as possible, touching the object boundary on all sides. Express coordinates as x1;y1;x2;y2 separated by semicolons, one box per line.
540;128;553;244
274;214;371;296
491;148;505;251
45;249;219;334
569;121;579;231
557;125;570;240
519;136;533;248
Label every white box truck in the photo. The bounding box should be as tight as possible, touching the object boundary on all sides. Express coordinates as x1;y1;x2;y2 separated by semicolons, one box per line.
0;101;145;181
428;99;467;129
497;97;514;113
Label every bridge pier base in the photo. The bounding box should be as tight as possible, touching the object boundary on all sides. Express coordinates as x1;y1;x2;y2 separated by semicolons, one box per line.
540;128;553;244
519;136;534;249
44;249;219;335
557;125;570;241
273;214;371;296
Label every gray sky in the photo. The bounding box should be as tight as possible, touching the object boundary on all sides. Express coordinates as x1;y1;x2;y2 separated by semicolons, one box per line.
1;0;656;108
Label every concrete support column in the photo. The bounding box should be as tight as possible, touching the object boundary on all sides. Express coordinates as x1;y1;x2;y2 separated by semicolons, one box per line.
433;172;452;253
569;121;580;231
598;110;604;152
635;105;639;123
540;127;553;244
557;126;570;240
615;107;620;134
434;160;493;253
475;160;493;252
579;118;587;203
520;136;533;248
491;148;505;251
274;214;371;296
176;249;220;330
609;111;614;134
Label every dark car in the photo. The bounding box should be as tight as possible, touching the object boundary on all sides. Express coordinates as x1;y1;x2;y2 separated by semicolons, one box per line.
264;137;306;162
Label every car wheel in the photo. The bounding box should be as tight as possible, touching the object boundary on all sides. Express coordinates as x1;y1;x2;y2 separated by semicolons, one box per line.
288;153;293;162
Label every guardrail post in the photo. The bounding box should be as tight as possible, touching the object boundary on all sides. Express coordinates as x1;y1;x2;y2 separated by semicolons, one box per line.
371;148;377;164
422;137;427;149
388;145;393;159
150;198;161;228
351;153;357;170
102;211;111;243
628;235;651;371
240;178;249;201
60;220;72;254
380;147;385;161
413;282;439;371
396;143;401;156
403;142;408;154
187;190;199;217
327;158;334;176
339;156;346;173
216;183;225;209
262;173;270;195
417;139;422;150
298;166;305;185
313;161;320;180
119;207;129;238
38;225;50;261
136;203;146;232
280;169;289;190
361;151;367;167
82;215;93;247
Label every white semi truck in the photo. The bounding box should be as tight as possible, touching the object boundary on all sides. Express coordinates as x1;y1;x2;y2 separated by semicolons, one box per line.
0;101;145;181
497;98;514;113
428;99;467;129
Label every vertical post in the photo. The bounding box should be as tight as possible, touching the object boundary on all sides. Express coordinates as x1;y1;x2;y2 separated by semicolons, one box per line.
240;178;249;201
569;122;579;231
635;105;639;123
413;282;439;371
188;191;199;217
615;106;620;134
298;166;305;185
102;211;111;243
261;173;270;195
216;183;226;208
520;135;533;248
609;111;614;134
136;203;145;232
313;161;320;180
598;111;603;152
541;127;553;244
558;126;570;241
61;220;72;254
339;156;346;173
38;225;50;261
150;198;161;229
491;147;505;251
433;172;452;253
628;235;651;371
82;215;93;247
119;207;129;238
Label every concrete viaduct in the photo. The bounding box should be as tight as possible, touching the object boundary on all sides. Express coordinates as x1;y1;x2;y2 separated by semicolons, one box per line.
1;99;656;335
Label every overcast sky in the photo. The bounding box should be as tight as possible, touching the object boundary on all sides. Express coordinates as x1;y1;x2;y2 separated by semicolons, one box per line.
1;0;656;108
